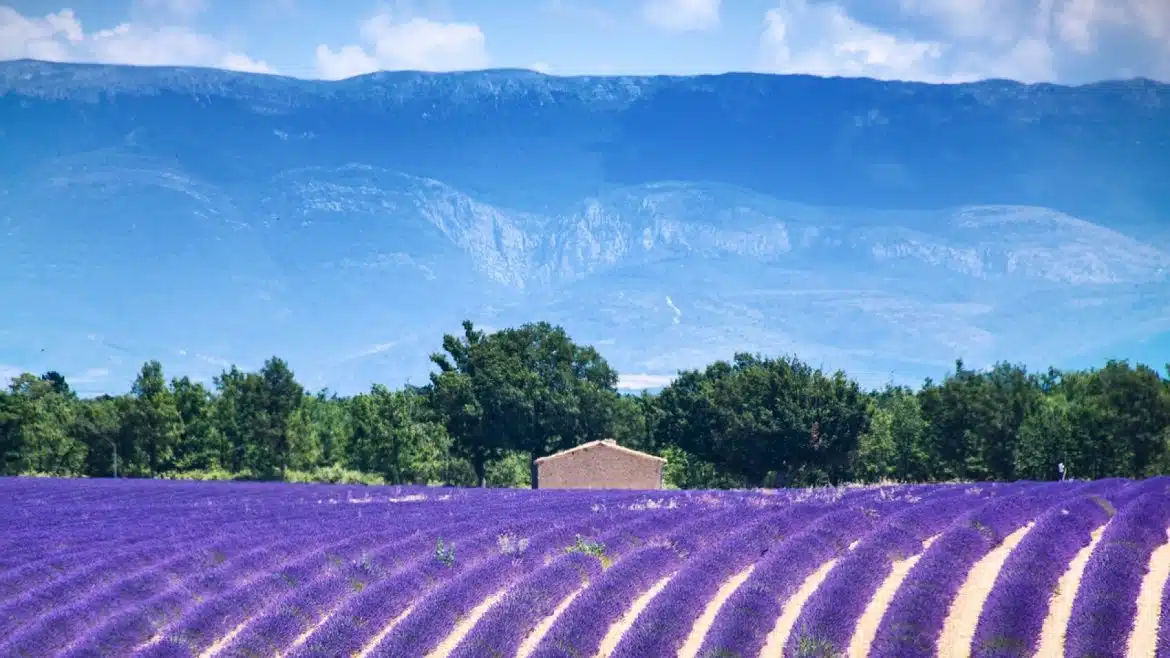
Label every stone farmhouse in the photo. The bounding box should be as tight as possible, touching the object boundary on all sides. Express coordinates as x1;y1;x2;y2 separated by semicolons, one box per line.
533;439;667;490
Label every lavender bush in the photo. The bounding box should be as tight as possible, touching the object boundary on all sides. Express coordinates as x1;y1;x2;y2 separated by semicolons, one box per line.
969;492;1120;657
785;490;985;656
697;506;888;658
1064;492;1170;658
527;544;682;658
867;484;1089;658
447;552;605;658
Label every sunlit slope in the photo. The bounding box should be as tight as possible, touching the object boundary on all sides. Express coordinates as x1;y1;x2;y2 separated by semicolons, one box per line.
1;477;1169;657
2;61;1169;393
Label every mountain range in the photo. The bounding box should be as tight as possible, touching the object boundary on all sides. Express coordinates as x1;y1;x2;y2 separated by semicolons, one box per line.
2;59;1169;395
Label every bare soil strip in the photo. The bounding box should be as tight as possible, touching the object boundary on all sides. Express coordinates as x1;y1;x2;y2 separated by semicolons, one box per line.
353;603;417;658
1127;528;1170;658
595;574;675;657
200;620;249;658
516;586;586;658
425;587;509;658
677;565;756;658
759;557;841;657
847;535;939;657
1036;525;1107;656
937;523;1035;658
281;602;344;656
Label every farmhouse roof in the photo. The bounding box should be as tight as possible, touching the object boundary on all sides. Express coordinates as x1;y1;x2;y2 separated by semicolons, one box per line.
533;439;668;465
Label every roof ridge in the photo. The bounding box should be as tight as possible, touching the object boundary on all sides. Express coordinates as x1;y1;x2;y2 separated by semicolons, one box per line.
534;439;667;464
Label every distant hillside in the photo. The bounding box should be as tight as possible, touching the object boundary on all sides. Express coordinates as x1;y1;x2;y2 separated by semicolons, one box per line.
1;60;1168;394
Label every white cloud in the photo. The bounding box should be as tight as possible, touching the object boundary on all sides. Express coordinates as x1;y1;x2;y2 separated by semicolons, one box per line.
218;52;273;74
0;7;272;73
643;0;722;31
898;0;1169;49
898;0;1020;42
617;373;676;390
531;61;552;74
893;0;1170;77
315;10;488;80
760;0;952;81
314;44;376;81
758;0;1067;82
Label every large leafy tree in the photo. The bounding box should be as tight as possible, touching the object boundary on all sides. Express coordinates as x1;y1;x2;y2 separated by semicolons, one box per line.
859;385;932;483
657;353;869;487
288;389;351;471
169;376;221;471
72;395;125;477
917;360;1042;482
126;361;182;476
213;366;263;473
428;321;522;486
428;320;620;487
0;373;86;475
258;357;305;479
346;384;449;484
496;322;620;462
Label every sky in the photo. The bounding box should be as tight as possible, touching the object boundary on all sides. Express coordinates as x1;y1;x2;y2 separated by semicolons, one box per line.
1;0;1169;83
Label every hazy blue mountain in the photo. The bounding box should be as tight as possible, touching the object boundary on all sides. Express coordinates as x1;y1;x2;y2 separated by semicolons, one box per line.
2;60;1169;395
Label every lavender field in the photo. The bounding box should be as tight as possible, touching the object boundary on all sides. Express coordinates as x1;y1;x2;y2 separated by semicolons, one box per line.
2;478;1169;657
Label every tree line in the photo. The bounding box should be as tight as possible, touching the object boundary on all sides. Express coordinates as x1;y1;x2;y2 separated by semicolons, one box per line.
3;320;1169;488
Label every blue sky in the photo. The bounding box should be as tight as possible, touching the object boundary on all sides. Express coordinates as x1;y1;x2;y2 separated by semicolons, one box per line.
2;0;1168;82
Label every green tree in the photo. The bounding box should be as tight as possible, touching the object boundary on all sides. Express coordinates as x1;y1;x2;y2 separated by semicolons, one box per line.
127;361;182;476
611;392;661;454
494;322;620;483
258;357;305;478
288;389;351;470
1;373;86;475
344;384;446;483
169;376;222;471
857;385;932;482
657;353;869;487
917;360;1041;481
72;395;125;477
212;366;256;472
428;321;515;487
1014;393;1076;480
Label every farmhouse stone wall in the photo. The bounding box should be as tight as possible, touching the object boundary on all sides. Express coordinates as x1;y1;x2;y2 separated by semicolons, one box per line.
536;441;664;490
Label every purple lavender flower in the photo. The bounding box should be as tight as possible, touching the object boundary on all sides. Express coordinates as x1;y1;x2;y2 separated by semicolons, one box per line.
610;504;834;658
970;493;1119;658
527;545;682;658
696;506;886;658
448;552;605;658
867;484;1091;658
785;490;986;657
1065;491;1170;658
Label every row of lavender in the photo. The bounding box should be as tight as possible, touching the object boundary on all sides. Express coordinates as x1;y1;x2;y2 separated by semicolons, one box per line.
0;478;928;656
2;476;1168;656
